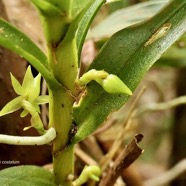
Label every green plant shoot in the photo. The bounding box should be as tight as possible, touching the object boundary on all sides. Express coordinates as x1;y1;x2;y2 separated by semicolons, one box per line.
0;0;185;186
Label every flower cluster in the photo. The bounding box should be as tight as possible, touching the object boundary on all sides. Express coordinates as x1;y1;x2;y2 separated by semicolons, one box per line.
0;66;49;134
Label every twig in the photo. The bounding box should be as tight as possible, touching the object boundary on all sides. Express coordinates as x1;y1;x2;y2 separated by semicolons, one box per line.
99;134;144;186
133;95;186;118
93;118;117;135
80;136;103;161
75;146;98;165
144;158;186;186
0;127;56;145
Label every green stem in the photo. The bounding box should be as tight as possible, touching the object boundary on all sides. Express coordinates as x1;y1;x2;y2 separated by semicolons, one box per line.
48;88;74;186
53;147;74;186
47;44;56;73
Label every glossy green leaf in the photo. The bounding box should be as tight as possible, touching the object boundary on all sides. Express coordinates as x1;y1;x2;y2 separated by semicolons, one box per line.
88;0;168;40
163;34;186;60
156;33;186;67
0;19;47;67
72;0;186;144
0;165;56;186
0;19;47;68
0;97;22;117
76;0;105;61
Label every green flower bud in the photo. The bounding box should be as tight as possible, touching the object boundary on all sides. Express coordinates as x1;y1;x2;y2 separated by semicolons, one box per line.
100;74;132;95
78;69;132;96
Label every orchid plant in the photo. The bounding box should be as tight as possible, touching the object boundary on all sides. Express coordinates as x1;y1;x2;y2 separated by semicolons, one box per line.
0;0;185;185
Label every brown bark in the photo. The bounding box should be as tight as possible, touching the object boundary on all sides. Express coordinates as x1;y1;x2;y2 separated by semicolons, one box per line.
0;0;51;169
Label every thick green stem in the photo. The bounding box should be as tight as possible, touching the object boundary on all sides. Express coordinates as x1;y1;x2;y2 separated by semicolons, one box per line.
53;146;74;186
48;88;74;185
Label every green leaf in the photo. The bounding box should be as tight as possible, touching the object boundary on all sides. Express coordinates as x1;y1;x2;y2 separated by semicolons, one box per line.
155;33;186;67
0;19;60;89
0;19;47;68
72;0;186;144
0;97;23;117
88;0;168;40
76;0;105;61
0;165;56;186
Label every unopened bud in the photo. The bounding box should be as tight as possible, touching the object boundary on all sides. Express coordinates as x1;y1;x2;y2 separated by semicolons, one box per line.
78;69;132;96
101;74;132;95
